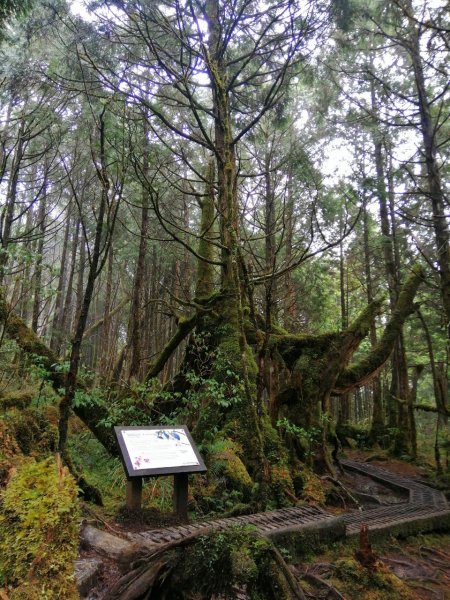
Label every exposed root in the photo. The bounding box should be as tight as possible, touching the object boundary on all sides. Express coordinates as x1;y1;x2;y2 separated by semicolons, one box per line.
321;475;363;510
301;572;346;599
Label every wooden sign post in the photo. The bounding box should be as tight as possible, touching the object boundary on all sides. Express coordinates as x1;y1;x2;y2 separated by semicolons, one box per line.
114;426;206;520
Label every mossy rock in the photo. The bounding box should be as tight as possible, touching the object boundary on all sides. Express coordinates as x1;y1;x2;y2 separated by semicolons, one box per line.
0;456;80;599
297;465;327;505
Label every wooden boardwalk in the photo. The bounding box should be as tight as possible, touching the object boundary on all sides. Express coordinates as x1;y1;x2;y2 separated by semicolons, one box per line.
125;460;450;548
76;460;450;597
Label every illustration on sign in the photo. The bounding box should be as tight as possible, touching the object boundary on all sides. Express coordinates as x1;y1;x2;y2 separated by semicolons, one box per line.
121;428;200;471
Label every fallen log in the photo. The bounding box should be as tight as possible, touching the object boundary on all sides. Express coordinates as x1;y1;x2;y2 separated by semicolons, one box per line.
80;523;308;600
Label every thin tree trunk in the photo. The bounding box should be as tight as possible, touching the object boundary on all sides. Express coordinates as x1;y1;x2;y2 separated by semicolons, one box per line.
59;214;81;356
338;218;350;425
0;119;25;285
371;80;413;453
32;188;47;333
363;197;384;441
58;111;119;455
50;200;72;352
283;169;297;330
98;245;114;381
19;207;34;323
128;118;150;381
403;0;450;339
73;231;86;338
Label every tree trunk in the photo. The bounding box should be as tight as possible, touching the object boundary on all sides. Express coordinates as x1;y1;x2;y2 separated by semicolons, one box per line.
50;200;72;353
0;119;25;285
370;81;414;453
31;187;47;333
283;169;297;330
362;198;384;442
403;0;450;339
58;111;119;455
128;117;150;381
338;217;350;425
98;245;115;381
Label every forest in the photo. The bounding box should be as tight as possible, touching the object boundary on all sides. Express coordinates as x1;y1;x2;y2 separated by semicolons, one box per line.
0;0;449;598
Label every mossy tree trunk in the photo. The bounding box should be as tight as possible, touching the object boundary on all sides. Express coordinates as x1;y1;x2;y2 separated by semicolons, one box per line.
199;0;266;481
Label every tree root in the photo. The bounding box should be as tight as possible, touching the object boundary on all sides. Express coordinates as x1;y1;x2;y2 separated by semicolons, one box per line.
301;572;346;599
321;475;363;510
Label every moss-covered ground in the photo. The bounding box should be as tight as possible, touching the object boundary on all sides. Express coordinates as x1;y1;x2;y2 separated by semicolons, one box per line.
296;532;450;599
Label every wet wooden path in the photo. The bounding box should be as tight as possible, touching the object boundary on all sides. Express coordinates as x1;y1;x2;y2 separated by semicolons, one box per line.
125;460;450;548
76;460;450;597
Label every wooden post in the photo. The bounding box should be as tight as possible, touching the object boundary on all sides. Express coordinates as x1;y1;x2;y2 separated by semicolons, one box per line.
126;477;143;510
173;473;189;520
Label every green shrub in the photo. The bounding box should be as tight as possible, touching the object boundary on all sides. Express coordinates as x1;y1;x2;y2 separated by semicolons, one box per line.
0;456;80;599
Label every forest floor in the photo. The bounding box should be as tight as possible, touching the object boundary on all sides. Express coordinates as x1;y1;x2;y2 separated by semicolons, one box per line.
295;532;450;600
76;441;450;599
294;451;450;599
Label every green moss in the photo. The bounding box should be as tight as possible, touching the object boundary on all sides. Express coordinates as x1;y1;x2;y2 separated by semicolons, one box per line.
0;419;24;487
260;414;285;462
177;525;296;599
5;407;58;456
333;557;418;599
0;388;35;410
0;456;80;599
269;463;295;507
207;437;253;493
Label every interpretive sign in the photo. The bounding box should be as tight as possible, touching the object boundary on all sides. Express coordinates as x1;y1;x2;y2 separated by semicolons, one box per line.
114;425;206;477
114;425;206;517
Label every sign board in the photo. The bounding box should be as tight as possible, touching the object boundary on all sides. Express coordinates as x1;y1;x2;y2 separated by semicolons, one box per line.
114;425;207;478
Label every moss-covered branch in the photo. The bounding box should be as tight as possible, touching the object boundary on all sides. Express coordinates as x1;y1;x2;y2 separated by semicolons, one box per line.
333;265;424;394
0;292;117;455
145;313;199;381
145;290;224;382
396;400;450;417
